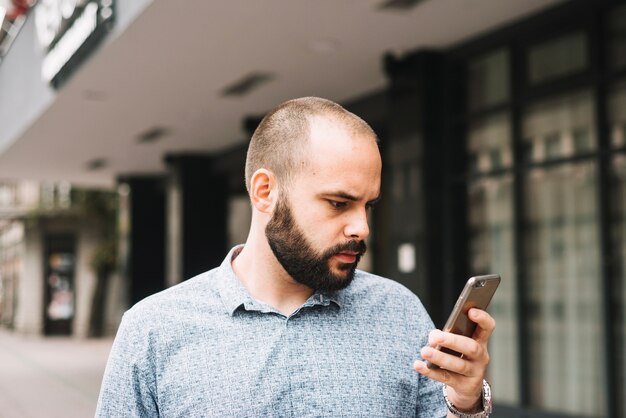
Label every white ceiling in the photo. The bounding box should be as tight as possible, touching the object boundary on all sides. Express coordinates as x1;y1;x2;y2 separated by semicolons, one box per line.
0;0;566;187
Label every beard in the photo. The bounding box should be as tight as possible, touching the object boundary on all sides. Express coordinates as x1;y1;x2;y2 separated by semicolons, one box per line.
265;197;366;292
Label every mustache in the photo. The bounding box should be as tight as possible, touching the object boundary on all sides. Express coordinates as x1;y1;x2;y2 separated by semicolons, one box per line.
322;240;367;260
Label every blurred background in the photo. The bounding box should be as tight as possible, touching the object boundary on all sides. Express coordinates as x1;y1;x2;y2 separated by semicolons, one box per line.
0;0;625;417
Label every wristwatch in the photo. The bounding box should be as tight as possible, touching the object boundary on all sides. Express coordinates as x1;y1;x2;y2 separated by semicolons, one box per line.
443;379;492;418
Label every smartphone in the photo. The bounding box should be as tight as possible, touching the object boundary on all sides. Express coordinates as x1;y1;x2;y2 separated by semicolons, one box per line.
426;274;500;369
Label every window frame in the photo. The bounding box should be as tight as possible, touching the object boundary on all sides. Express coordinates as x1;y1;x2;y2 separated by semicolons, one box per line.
442;1;626;417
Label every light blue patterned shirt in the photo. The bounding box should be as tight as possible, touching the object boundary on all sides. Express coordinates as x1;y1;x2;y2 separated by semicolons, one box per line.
96;246;447;417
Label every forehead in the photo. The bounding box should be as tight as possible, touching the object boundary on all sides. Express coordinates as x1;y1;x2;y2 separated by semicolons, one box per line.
305;114;379;157
296;115;381;195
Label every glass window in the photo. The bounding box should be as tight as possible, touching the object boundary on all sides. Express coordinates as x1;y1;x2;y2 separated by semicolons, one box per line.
611;155;626;416
528;32;588;84
609;81;626;149
609;78;626;414
523;92;606;416
468;174;518;404
573;126;592;153
609;4;626;71
525;163;605;417
523;91;596;162
467;49;510;111
467;112;518;403
467;112;512;174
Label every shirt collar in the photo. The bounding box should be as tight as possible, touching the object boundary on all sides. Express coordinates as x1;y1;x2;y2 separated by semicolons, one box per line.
217;245;342;317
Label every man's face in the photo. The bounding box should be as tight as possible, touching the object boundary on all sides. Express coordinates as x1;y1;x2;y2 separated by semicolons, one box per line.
264;116;382;292
265;195;366;292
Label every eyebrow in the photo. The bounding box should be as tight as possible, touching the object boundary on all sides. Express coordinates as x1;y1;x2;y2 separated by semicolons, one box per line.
322;191;382;205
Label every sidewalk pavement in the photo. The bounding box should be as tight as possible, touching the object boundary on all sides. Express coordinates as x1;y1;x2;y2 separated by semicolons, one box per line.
0;328;114;418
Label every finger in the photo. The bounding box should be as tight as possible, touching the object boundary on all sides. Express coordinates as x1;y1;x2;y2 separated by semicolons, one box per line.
420;346;472;377
413;359;464;387
429;330;483;360
468;309;496;343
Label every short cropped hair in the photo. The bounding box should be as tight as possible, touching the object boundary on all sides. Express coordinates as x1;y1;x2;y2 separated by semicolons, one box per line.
245;97;377;192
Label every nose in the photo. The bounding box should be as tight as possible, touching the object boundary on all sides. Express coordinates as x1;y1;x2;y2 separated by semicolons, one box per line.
344;207;370;240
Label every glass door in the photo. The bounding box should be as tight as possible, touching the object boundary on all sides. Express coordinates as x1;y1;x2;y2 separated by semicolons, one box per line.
43;235;76;336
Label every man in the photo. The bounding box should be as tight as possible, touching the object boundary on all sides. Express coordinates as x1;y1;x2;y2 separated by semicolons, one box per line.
96;97;495;417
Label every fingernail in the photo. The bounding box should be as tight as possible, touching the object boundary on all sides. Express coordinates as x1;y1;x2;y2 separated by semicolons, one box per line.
430;330;444;344
421;346;434;358
469;308;481;318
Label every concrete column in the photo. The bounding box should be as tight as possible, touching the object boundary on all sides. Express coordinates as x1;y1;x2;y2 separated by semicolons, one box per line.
73;224;99;338
13;223;44;335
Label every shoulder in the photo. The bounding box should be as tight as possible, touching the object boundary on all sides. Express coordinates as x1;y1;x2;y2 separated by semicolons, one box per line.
112;266;228;362
123;266;222;326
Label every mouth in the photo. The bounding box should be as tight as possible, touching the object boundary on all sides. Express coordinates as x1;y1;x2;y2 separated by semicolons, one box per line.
333;252;360;264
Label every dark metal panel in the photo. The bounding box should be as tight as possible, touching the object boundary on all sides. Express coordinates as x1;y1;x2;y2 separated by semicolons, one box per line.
591;5;621;417
509;38;532;408
382;51;448;324
119;176;166;305
166;155;228;281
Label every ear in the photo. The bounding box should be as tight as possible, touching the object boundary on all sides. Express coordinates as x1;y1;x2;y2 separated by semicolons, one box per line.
249;168;278;213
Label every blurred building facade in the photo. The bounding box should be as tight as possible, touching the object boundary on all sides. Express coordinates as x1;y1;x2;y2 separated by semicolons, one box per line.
0;181;125;337
0;0;625;417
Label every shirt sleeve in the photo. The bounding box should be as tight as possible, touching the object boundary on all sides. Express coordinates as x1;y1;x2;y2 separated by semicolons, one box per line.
415;372;447;418
95;310;159;418
411;295;448;418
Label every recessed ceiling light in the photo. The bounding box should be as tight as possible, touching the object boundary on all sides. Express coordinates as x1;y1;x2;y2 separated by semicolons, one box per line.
220;72;275;97
86;158;107;171
378;0;429;11
137;126;169;144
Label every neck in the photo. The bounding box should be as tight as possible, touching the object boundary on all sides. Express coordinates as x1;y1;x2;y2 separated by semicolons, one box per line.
232;226;314;316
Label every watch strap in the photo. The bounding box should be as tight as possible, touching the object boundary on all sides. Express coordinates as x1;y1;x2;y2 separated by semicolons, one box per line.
443;379;492;418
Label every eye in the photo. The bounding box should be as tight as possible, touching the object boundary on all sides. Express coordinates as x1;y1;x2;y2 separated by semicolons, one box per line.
328;200;348;209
